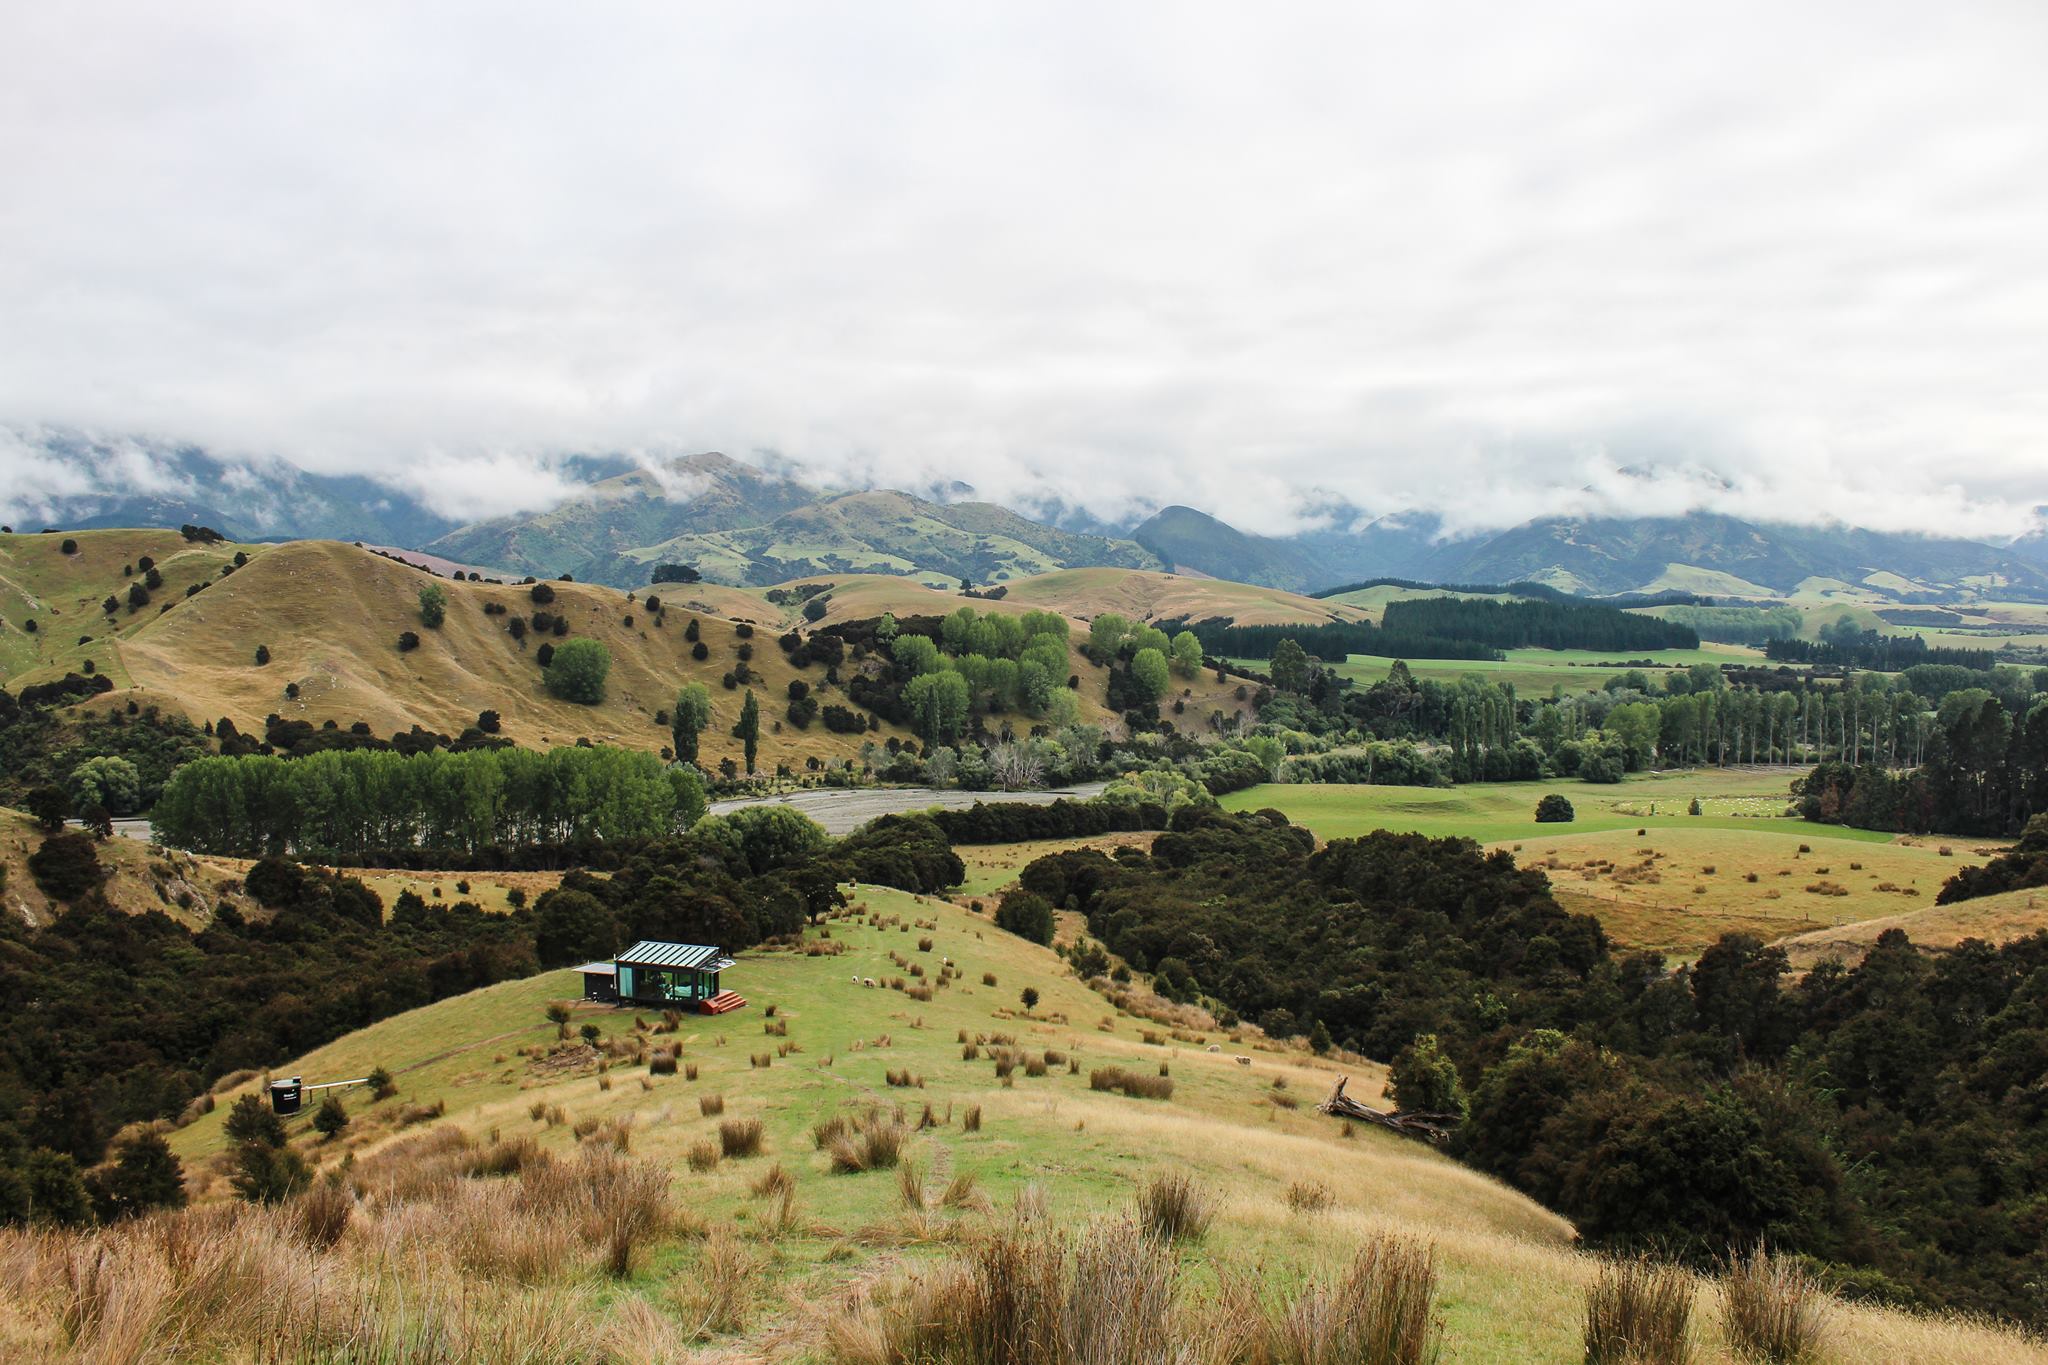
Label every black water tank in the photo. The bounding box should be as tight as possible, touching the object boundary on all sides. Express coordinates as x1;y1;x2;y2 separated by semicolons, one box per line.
269;1076;303;1116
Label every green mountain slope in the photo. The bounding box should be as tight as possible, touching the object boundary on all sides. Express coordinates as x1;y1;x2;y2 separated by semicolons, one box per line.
426;452;820;583
623;489;1166;587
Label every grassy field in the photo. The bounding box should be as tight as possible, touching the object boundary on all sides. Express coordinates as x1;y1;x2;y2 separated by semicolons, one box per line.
1216;771;2016;957
129;885;2046;1363
1239;645;1770;695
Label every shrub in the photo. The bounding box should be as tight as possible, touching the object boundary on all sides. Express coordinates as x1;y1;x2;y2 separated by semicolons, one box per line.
1584;1255;1694;1365
1387;1033;1468;1119
1135;1171;1212;1242
1721;1245;1828;1363
995;890;1056;944
396;630;420;652
545;638;612;704
60;537;77;554
28;832;103;901
312;1094;351;1140
231;1140;313;1204
256;645;273;669
1535;793;1575;823
418;583;447;628
692;640;710;661
530;582;556;605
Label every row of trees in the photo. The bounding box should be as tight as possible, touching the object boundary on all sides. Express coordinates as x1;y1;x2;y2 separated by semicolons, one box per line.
152;745;707;858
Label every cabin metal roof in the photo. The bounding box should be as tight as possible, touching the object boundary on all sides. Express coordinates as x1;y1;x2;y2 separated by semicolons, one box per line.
615;940;733;972
572;961;617;976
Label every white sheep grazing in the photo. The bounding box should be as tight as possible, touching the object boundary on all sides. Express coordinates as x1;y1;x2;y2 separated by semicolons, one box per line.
1206;1044;1221;1053
863;977;877;988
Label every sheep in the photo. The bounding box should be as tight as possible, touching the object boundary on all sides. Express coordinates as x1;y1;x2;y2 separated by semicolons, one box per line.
1235;1056;1252;1067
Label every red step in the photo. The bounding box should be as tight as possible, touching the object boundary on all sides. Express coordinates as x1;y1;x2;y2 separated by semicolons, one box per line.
700;990;747;1016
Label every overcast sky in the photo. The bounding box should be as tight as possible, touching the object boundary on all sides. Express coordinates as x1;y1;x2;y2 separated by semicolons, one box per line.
2;2;2045;539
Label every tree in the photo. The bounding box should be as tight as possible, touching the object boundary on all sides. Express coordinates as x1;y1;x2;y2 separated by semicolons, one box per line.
905;671;970;747
126;582;150;610
59;537;78;554
734;689;760;773
892;633;942;676
230;1142;312;1204
651;563;701;584
87;1129;186;1220
530;582;556;605
545;638;611;704
26;785;71;833
1170;631;1204;677
418;583;447;628
20;1150;91;1226
672;682;713;765
1128;648;1171;705
477;709;501;734
1534;794;1575;823
1388;1034;1469;1118
101;595;118;615
254;644;271;665
1270;639;1312;695
1020;986;1040;1011
67;756;142;816
224;1094;286;1149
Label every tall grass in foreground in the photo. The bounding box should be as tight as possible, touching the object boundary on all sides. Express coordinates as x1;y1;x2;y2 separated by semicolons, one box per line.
1584;1255;1693;1365
1722;1244;1830;1363
830;1221;1443;1365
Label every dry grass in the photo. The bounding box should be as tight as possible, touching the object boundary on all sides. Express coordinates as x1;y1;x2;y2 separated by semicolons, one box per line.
1584;1255;1694;1365
718;1117;765;1158
1262;1233;1442;1365
1722;1244;1830;1363
1090;1066;1175;1100
1136;1171;1213;1243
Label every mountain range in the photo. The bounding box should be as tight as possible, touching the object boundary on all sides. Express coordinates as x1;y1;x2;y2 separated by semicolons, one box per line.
7;434;2047;604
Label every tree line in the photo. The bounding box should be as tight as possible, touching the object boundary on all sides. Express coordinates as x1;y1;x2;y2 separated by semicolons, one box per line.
1378;596;1698;652
152;745;708;859
1765;627;1996;671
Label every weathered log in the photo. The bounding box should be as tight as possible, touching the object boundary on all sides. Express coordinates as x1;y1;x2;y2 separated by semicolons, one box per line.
1318;1076;1460;1144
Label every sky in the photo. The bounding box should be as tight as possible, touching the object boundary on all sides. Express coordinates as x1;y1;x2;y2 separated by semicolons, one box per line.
2;2;2046;540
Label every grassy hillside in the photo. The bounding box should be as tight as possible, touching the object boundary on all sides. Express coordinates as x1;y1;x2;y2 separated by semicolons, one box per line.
6;537;899;773
1777;881;2048;971
995;567;1373;628
3;535;1258;766
0;527;264;685
137;884;2044;1362
0;807;250;930
623;490;1165;589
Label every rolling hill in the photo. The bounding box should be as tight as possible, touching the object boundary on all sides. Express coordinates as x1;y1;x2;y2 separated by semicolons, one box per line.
127;881;2042;1363
0;530;1256;766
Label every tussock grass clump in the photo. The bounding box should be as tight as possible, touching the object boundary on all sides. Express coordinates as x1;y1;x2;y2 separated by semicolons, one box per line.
827;1109;909;1174
1721;1245;1829;1363
669;1224;764;1336
649;1050;677;1075
687;1139;722;1173
1284;1179;1333;1214
291;1178;355;1250
1135;1171;1212;1243
885;1067;924;1088
750;1163;796;1200
685;1062;699;1081
963;1105;982;1133
719;1117;765;1158
828;1221;1179;1365
1584;1255;1694;1365
700;1093;726;1117
1090;1066;1174;1100
1265;1233;1442;1365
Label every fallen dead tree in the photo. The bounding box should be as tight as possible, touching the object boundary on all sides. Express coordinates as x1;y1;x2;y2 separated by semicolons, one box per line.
1318;1076;1460;1144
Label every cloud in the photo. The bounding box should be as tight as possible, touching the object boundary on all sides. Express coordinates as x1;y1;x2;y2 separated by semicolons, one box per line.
1;2;2044;542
